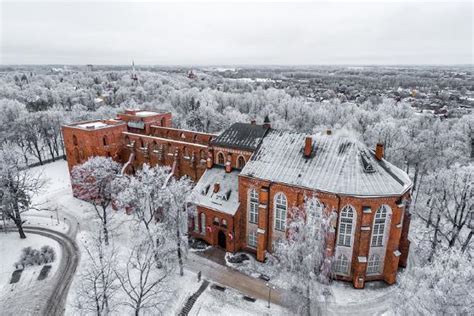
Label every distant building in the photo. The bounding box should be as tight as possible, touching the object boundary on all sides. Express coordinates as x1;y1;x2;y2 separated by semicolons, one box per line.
63;109;412;289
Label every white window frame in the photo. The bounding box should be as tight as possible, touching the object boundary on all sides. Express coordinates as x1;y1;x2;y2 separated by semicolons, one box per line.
274;193;287;232
217;151;225;165
367;254;381;275
248;230;257;248
337;205;356;247
371;205;390;247
249;189;259;224
200;212;206;235
194;211;199;232
334;254;350;275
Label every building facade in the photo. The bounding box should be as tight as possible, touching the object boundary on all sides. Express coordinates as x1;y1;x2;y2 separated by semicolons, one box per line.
63;109;412;289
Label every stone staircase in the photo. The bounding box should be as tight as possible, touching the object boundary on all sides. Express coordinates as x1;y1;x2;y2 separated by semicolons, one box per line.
178;280;210;316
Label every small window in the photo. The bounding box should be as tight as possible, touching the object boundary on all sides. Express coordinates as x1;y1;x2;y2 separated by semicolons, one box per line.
161;117;166;126
237;156;246;169
213;217;219;225
103;135;108;146
180;132;186;139
200;150;206;160
200;213;206;235
217;152;225;165
72;135;78;146
221;219;227;228
248;231;257;248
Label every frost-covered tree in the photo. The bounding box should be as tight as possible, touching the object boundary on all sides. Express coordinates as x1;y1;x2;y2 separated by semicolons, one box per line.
71;157;122;245
395;249;473;315
76;232;119;315
115;238;171;316
416;165;473;260
0;146;46;238
274;196;337;315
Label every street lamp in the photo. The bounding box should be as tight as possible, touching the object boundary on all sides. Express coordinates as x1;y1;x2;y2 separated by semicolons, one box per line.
265;282;276;308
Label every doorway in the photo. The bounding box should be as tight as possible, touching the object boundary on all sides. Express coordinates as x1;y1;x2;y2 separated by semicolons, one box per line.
217;230;226;249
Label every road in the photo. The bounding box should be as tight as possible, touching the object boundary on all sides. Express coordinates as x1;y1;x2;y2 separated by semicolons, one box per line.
0;224;80;316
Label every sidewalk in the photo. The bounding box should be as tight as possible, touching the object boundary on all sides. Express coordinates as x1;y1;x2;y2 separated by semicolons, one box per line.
186;251;299;311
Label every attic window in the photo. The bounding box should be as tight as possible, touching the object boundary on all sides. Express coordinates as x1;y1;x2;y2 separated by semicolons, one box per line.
202;184;210;195
360;151;376;173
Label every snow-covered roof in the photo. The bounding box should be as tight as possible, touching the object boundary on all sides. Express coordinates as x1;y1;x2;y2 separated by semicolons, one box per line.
75;121;109;129
135;111;160;117
211;123;269;151
189;167;240;215
241;130;412;197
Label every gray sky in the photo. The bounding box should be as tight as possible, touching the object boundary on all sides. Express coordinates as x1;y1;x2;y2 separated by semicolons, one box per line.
1;0;472;65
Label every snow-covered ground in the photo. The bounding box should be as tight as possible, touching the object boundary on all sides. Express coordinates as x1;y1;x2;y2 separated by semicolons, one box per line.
0;233;62;291
190;283;288;316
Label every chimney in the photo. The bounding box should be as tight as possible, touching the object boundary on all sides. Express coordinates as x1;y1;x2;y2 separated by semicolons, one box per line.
263;115;271;129
225;154;232;173
250;119;256;125
304;136;313;157
213;182;220;193
206;148;213;169
375;143;384;160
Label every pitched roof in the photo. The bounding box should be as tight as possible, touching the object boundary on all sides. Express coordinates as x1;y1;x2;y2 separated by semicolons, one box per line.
240;130;412;197
211;123;269;151
188;167;240;215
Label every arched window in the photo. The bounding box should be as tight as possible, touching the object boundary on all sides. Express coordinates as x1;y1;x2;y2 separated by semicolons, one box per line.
125;135;130;145
274;193;287;231
237;156;246;169
140;138;145;148
221;219;227;228
367;254;381;275
193;134;198;143
200;213;206;235
161;117;166;126
183;147;190;158
180;132;186;139
249;189;259;224
337;205;356;247
213;217;219;225
194;211;199;232
371;205;390;247
217;152;225;165
200;150;206;160
103;135;108;146
72;135;78;146
334;254;349;274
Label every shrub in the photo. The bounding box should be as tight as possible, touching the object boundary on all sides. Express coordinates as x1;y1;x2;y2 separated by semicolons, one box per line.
14;245;56;268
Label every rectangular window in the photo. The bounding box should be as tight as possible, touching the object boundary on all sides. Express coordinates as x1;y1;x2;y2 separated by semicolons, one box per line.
249;199;259;224
248;231;257;248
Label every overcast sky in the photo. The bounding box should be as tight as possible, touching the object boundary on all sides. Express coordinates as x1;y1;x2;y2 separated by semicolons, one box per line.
1;0;472;65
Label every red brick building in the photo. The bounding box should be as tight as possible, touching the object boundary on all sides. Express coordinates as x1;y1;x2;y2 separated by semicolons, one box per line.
63;109;412;289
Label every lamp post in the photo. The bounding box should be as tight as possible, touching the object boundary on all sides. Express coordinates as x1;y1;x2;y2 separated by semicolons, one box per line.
266;282;276;308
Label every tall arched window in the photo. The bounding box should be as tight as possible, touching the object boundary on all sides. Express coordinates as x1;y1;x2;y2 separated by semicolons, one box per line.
194;210;199;232
103;135;108;146
337;205;355;247
334;254;349;274
72;135;78;146
274;193;287;231
367;254;381;275
371;205;390;247
237;156;246;169
217;152;225;165
249;189;259;224
200;213;206;235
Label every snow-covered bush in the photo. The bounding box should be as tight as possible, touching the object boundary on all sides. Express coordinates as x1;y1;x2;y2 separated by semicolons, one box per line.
15;245;56;268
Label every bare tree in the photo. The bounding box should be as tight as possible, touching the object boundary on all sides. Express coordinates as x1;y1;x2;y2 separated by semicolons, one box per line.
71;157;122;245
76;232;119;315
0;146;46;238
417;166;473;260
115;240;171;316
